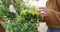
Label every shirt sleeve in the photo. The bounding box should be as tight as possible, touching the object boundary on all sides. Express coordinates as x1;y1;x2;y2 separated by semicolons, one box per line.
44;9;60;23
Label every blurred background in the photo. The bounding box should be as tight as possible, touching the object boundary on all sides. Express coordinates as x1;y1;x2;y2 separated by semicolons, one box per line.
0;0;47;32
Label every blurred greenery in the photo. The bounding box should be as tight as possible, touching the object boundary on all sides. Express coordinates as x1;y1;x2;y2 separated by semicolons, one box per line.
0;0;42;32
0;2;16;20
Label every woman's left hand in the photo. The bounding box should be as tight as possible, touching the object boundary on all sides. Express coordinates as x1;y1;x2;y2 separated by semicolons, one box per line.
39;7;49;17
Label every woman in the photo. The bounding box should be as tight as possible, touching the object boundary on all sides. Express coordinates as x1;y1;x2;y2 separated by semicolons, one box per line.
39;0;60;32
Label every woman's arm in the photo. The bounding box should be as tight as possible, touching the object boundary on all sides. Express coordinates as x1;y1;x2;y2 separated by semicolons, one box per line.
44;9;60;22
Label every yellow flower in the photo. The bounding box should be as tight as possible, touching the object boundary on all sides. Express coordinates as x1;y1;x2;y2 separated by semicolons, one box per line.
32;12;35;16
34;11;39;16
20;10;27;15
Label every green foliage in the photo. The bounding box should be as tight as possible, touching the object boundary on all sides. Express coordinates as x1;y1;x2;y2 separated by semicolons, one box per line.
2;16;40;32
20;10;41;21
15;0;25;15
0;0;42;32
0;12;7;19
0;1;16;20
2;9;41;32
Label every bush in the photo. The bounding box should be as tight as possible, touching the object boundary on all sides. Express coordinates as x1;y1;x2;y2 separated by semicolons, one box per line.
2;10;41;32
0;0;42;32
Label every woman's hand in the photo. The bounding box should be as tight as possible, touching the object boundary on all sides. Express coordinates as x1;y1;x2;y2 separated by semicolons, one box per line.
39;7;49;17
